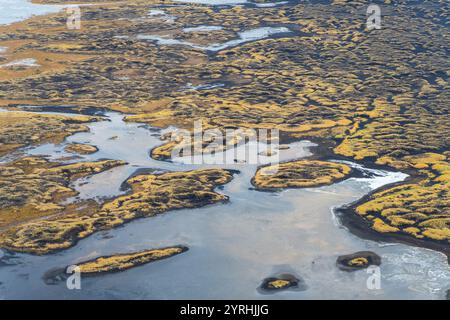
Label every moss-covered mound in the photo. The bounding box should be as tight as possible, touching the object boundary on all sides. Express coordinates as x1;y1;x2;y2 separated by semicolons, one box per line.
0;112;99;156
0;156;126;229
64;143;98;155
43;245;187;283
0;169;234;254
252;160;351;190
355;153;450;245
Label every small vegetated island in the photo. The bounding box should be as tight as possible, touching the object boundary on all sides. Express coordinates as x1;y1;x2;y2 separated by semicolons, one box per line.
0;0;448;274
71;246;188;275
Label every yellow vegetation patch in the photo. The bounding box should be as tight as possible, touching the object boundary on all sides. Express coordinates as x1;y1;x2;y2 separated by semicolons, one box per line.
64;143;98;155
76;246;187;274
0;111;99;156
372;218;400;233
421;228;450;241
150;125;258;161
403;227;421;237
253;160;351;189
267;280;291;289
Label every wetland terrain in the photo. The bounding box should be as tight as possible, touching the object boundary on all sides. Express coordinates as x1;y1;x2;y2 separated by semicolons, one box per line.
0;0;448;300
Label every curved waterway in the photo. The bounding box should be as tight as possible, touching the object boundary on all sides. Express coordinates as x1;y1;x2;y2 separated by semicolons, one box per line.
0;109;449;299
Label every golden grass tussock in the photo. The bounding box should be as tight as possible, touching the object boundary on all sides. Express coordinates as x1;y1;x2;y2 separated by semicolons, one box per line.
336;251;381;271
348;257;369;267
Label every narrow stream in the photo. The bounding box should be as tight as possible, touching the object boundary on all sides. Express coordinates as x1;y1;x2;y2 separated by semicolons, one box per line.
0;110;448;299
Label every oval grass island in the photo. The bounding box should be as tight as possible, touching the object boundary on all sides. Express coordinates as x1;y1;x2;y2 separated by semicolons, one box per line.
251;159;352;190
